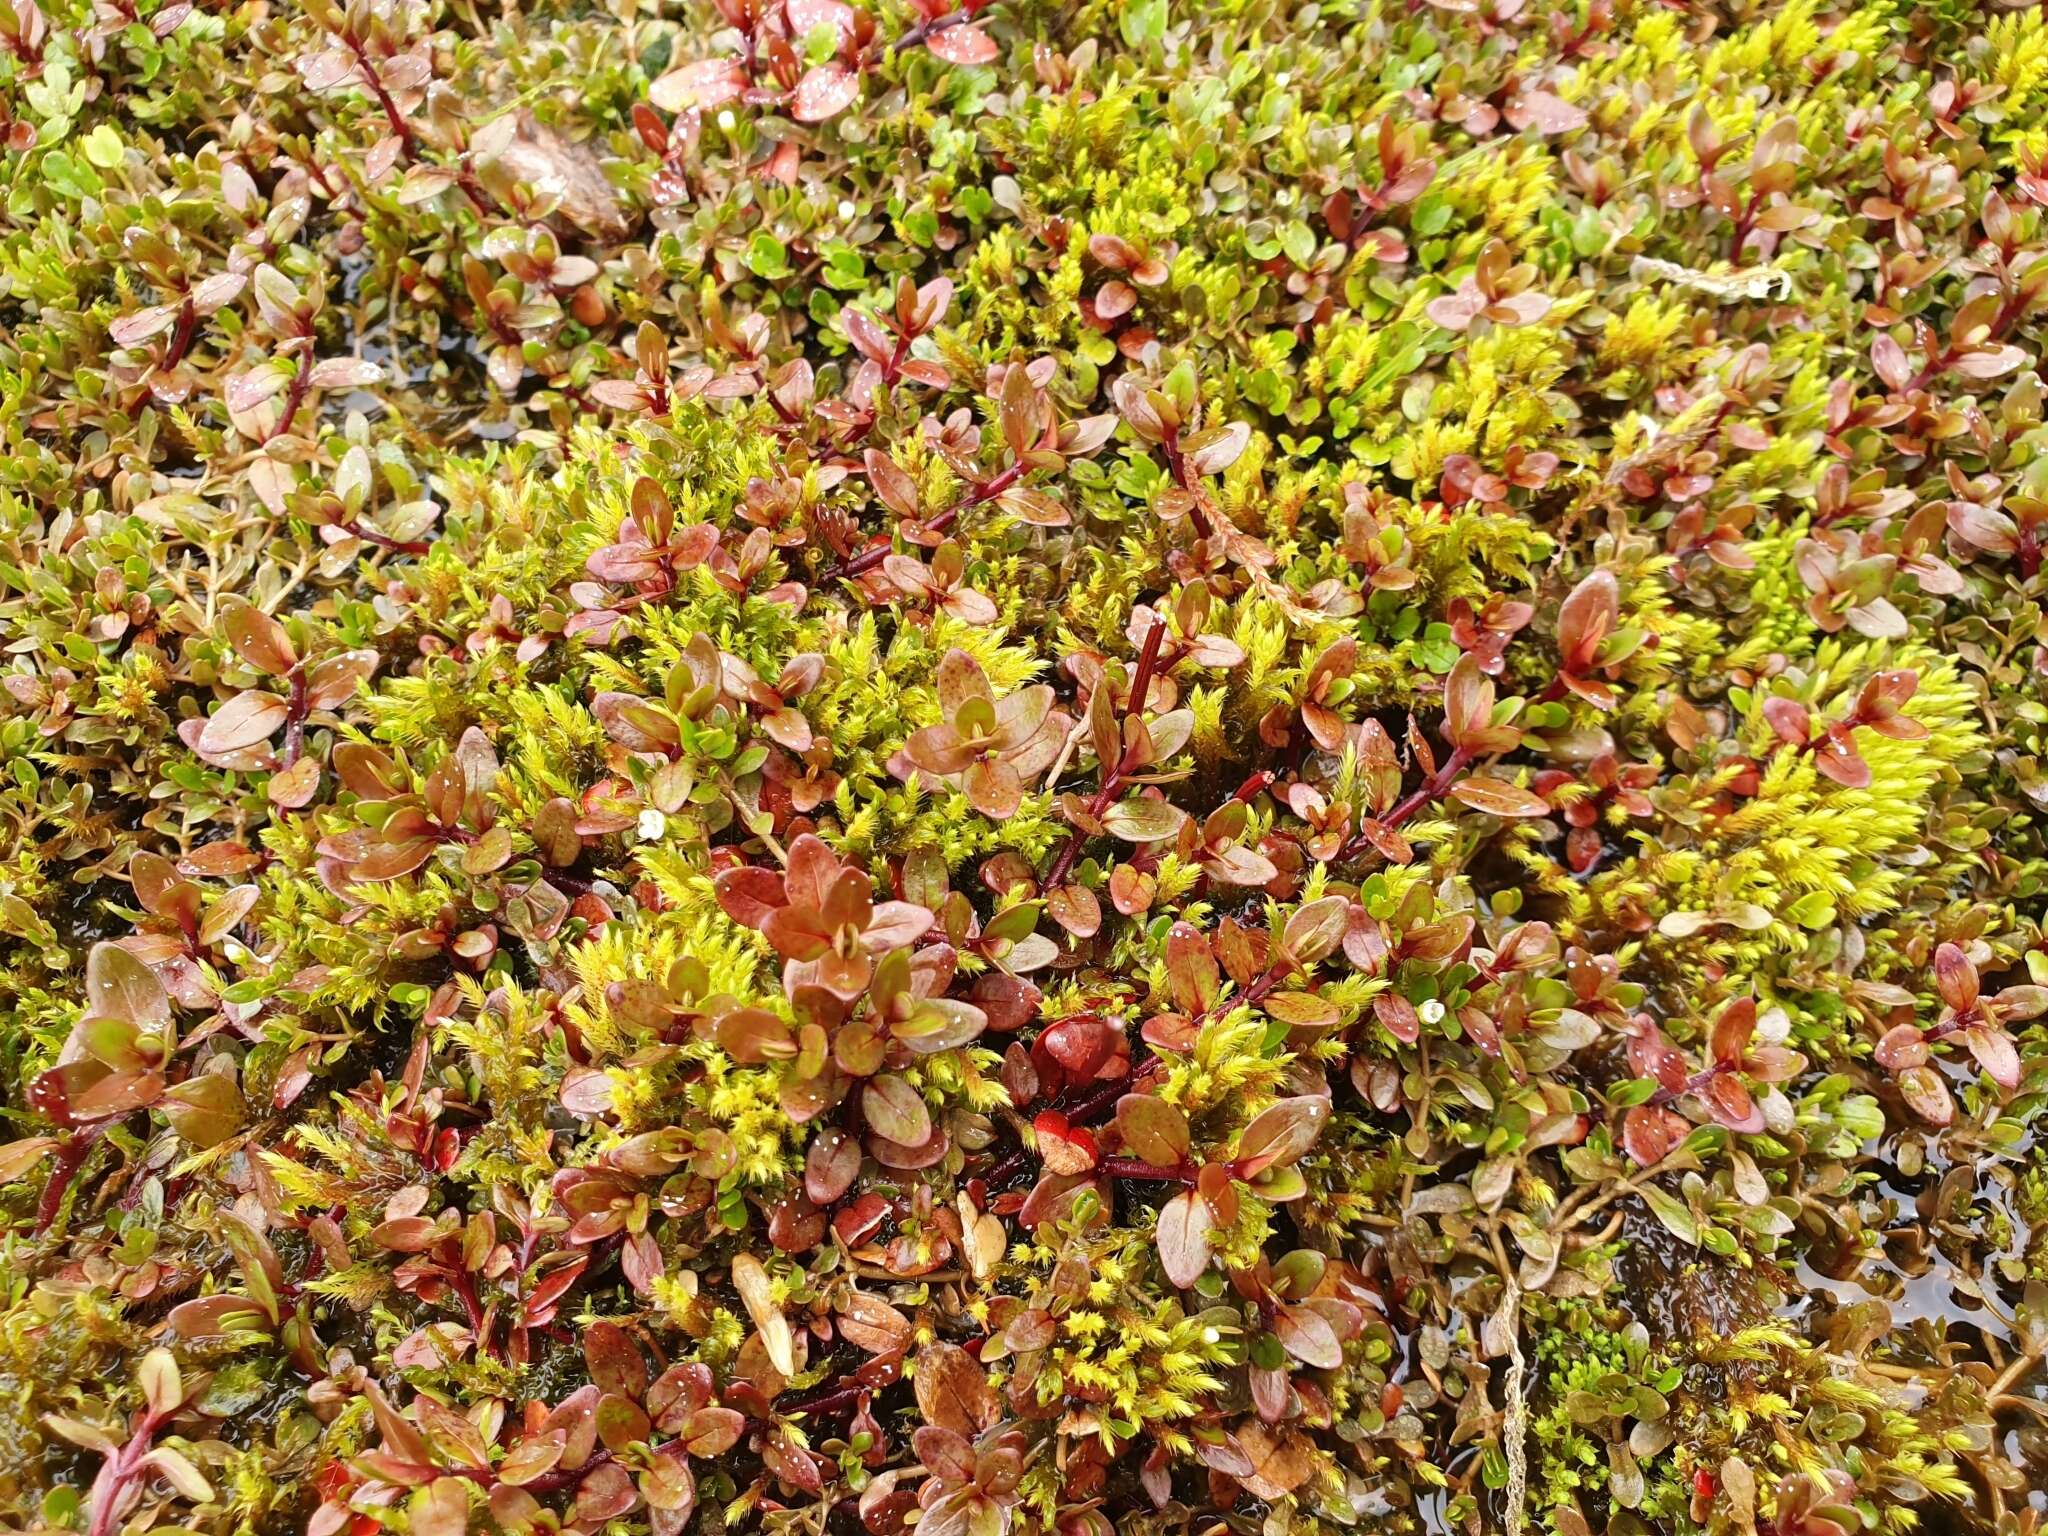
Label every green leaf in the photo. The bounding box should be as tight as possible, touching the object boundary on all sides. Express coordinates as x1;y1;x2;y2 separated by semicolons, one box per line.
1103;798;1182;842
745;234;789;280
1638;1185;1698;1247
1119;0;1167;47
82;124;126;168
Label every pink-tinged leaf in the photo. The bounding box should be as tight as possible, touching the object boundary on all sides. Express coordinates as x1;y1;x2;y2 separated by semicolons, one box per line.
714;866;787;929
497;1434;566;1487
865;448;921;519
1234;1096;1330;1178
791;63;859;123
1934;943;1979;1010
110;304;177;346
191;272;247;319
1708;997;1755;1068
1954;344;2028;379
488;344;524;394
1102;797;1183;842
1156;1189;1214;1288
305;650;381;710
1962;1026;2020;1089
1874;1023;1928;1071
219;596;300;677
298;48;360;90
1701;1071;1764;1134
1996;984;2048;1021
925;23;998;64
87;941;170;1031
1811;734;1870;788
1181;421;1250;477
1046;883;1100;938
197;691;288;756
1897;1065;1954;1126
1205;841;1278;886
914;1341;996;1436
1556;568;1618;669
678;1406;745;1457
0;1136;56;1182
307;357;384;389
1094;281;1136;320
1506;88;1587;134
862;1074;931;1147
165;1293;269;1339
649;58;746;113
1871;334;1912;391
842;306;893;366
1281;896;1350;969
1115;1094;1190;1165
1448;776;1551;818
1273;1304;1343;1369
559;1066;614;1118
1761;695;1810;746
584;1320;648;1399
786;0;855;43
1441;653;1494;748
1374;992;1420;1044
589;379;654;410
1621;1106;1686;1167
1946;501;2019;554
1426;291;1482;330
805;1128;861;1204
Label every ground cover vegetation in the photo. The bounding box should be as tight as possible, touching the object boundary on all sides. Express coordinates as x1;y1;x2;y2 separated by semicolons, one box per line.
2;0;2048;1533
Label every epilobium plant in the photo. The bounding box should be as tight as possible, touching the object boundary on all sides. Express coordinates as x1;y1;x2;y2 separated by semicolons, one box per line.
2;1;2048;1535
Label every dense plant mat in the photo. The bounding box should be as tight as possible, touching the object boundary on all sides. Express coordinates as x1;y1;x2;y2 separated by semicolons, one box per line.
6;0;2048;1532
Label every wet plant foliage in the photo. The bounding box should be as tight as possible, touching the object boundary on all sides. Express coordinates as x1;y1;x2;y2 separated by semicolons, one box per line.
4;0;2048;1534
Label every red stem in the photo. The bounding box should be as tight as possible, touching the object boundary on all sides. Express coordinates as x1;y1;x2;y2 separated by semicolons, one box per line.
1044;618;1167;889
267;333;314;443
281;668;309;768
1381;746;1472;832
348;520;433;556
1098;1157;1197;1185
1160;425;1214;540
829;460;1022;582
161;298;197;370
341;32;418;151
86;1406;169;1536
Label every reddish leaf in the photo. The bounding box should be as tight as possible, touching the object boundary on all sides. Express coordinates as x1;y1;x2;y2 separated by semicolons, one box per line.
1448;776;1551;818
1273;1304;1343;1369
197;691;288;756
1897;1065;1954;1126
805;1128;862;1204
1933;943;1979;1010
1235;1096;1329;1177
649;58;746;113
1708;997;1756;1068
913;1341;997;1436
1621;1105;1686;1167
1033;1110;1099;1175
1115;1094;1190;1166
925;23;997;64
1156;1188;1214;1288
792;63;860;123
1962;1025;2020;1089
862;1075;931;1147
1701;1071;1764;1134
